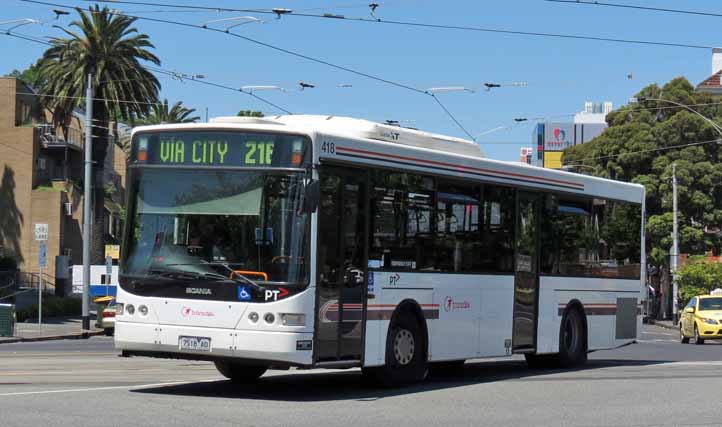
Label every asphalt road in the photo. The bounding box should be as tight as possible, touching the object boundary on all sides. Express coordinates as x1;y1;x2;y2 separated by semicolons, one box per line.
0;324;720;427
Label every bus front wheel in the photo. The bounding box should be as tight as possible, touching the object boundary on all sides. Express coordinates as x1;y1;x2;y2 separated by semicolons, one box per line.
365;312;428;387
214;361;268;383
558;307;587;368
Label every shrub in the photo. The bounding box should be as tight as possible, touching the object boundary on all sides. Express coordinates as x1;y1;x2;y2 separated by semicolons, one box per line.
16;296;82;322
0;257;18;271
677;258;722;303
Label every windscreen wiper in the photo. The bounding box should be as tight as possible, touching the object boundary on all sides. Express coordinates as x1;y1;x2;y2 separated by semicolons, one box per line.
164;262;263;291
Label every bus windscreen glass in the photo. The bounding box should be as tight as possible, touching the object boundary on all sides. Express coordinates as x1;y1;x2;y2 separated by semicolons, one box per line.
120;166;310;299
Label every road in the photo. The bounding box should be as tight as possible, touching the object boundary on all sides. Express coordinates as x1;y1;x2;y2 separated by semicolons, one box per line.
0;324;720;427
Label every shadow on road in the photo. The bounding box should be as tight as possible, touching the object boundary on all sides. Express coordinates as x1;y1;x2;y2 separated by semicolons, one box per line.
132;358;672;402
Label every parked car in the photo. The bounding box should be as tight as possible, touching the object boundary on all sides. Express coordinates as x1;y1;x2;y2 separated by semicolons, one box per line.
100;297;118;336
680;291;722;345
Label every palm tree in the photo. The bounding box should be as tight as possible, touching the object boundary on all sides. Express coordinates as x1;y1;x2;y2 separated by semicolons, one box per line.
137;99;200;125
38;5;160;261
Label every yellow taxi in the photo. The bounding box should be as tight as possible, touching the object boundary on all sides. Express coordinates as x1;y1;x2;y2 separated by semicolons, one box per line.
680;290;722;345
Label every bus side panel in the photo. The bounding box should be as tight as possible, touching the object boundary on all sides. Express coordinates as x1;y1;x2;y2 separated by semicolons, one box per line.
537;277;642;354
363;272;514;366
478;275;515;358
363;272;434;367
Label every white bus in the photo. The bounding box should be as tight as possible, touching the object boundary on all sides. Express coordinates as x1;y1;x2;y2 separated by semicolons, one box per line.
116;115;645;386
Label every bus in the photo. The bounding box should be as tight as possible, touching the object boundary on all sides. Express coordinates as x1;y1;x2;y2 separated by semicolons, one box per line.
116;115;645;386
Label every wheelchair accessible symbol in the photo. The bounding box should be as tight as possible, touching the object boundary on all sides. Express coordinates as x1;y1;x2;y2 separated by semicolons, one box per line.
238;286;252;301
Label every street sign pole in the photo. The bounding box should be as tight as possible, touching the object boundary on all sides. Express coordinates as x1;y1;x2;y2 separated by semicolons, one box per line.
34;224;48;334
105;256;112;296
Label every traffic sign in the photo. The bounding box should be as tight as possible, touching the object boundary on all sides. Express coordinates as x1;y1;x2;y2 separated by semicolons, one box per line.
38;242;47;268
34;223;48;241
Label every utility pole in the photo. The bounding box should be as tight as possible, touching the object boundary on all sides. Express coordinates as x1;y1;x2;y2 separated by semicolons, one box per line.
82;73;93;334
671;163;679;324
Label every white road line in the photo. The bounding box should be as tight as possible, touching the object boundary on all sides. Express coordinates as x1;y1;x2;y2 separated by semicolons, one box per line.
0;378;220;397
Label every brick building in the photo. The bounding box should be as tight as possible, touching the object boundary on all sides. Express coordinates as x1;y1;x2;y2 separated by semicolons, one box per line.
0;77;126;284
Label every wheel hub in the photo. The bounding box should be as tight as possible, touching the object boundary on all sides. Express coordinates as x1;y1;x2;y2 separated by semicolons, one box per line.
393;329;415;366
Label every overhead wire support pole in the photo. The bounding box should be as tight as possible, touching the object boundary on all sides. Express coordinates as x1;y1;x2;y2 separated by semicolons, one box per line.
82;72;93;335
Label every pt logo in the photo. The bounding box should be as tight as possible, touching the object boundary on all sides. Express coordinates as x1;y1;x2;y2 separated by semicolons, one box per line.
389;273;400;286
265;287;289;301
553;128;566;142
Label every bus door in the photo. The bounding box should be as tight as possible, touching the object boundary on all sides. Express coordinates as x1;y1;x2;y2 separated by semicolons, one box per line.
512;191;540;353
315;166;367;363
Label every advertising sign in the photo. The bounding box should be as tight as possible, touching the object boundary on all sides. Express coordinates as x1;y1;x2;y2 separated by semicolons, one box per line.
544;123;574;151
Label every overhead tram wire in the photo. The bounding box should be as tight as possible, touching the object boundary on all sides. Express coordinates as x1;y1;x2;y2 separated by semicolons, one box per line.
21;0;476;141
73;0;714;50
2;29;291;114
545;0;722;19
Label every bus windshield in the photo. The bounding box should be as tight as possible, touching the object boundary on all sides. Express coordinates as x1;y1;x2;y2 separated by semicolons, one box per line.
121;168;310;288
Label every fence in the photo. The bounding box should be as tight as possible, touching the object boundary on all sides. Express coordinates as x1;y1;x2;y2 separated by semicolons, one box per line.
0;271;55;302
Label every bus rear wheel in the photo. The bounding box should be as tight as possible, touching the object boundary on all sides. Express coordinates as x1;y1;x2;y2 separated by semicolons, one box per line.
366;312;427;387
214;361;268;383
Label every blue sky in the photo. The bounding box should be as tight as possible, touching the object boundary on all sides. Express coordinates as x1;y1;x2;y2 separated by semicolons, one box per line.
2;0;720;161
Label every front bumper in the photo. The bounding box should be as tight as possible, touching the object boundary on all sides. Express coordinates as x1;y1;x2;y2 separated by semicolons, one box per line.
115;321;313;366
697;322;722;338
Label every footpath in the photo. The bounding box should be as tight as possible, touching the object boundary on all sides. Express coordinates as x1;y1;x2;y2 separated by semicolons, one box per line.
0;316;104;344
647;319;675;330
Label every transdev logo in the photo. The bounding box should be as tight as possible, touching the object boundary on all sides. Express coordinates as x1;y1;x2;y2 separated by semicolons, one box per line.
553;128;566;142
444;296;471;312
181;307;215;317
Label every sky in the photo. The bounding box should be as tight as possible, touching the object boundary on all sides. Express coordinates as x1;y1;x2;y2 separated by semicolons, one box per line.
1;0;721;161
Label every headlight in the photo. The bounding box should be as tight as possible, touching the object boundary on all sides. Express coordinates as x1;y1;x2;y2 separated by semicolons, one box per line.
281;313;305;326
702;318;718;325
126;304;135;315
115;303;124;315
138;305;148;316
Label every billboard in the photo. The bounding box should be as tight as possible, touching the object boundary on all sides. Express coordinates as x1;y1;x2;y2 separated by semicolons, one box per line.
544;123;574;151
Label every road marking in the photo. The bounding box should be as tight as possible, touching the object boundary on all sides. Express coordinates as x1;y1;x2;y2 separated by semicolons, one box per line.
0;378;220;397
636;339;679;343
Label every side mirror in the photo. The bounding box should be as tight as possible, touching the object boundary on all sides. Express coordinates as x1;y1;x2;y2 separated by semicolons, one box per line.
301;179;320;213
685;307;695;314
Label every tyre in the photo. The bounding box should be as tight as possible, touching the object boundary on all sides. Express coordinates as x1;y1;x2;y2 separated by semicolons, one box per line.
367;311;428;387
104;328;114;337
558;307;587;368
214;361;268;383
680;325;689;344
694;324;705;345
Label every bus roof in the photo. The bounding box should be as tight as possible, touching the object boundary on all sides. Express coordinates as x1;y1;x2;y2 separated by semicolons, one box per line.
131;115;644;203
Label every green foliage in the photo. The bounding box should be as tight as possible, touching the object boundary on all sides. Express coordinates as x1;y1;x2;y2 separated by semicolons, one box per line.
564;77;722;267
5;60;45;87
16;296;82;322
237;110;264;117
676;259;722;303
135;99;200;125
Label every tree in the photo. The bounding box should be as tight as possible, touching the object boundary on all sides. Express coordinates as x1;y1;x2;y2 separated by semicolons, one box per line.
237;110;264;117
563;77;722;315
37;5;161;261
136;99;200;125
5;59;45;87
677;257;722;303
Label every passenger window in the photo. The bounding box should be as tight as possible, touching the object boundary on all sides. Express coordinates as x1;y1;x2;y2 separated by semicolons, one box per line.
480;186;515;273
435;182;481;272
368;170;434;270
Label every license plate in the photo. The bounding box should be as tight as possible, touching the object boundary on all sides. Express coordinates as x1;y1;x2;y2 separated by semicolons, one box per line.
179;336;211;352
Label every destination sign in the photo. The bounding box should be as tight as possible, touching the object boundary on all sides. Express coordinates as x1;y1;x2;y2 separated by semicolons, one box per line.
132;131;309;167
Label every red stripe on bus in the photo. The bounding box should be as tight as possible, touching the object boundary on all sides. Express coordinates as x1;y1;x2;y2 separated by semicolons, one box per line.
335;146;584;189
